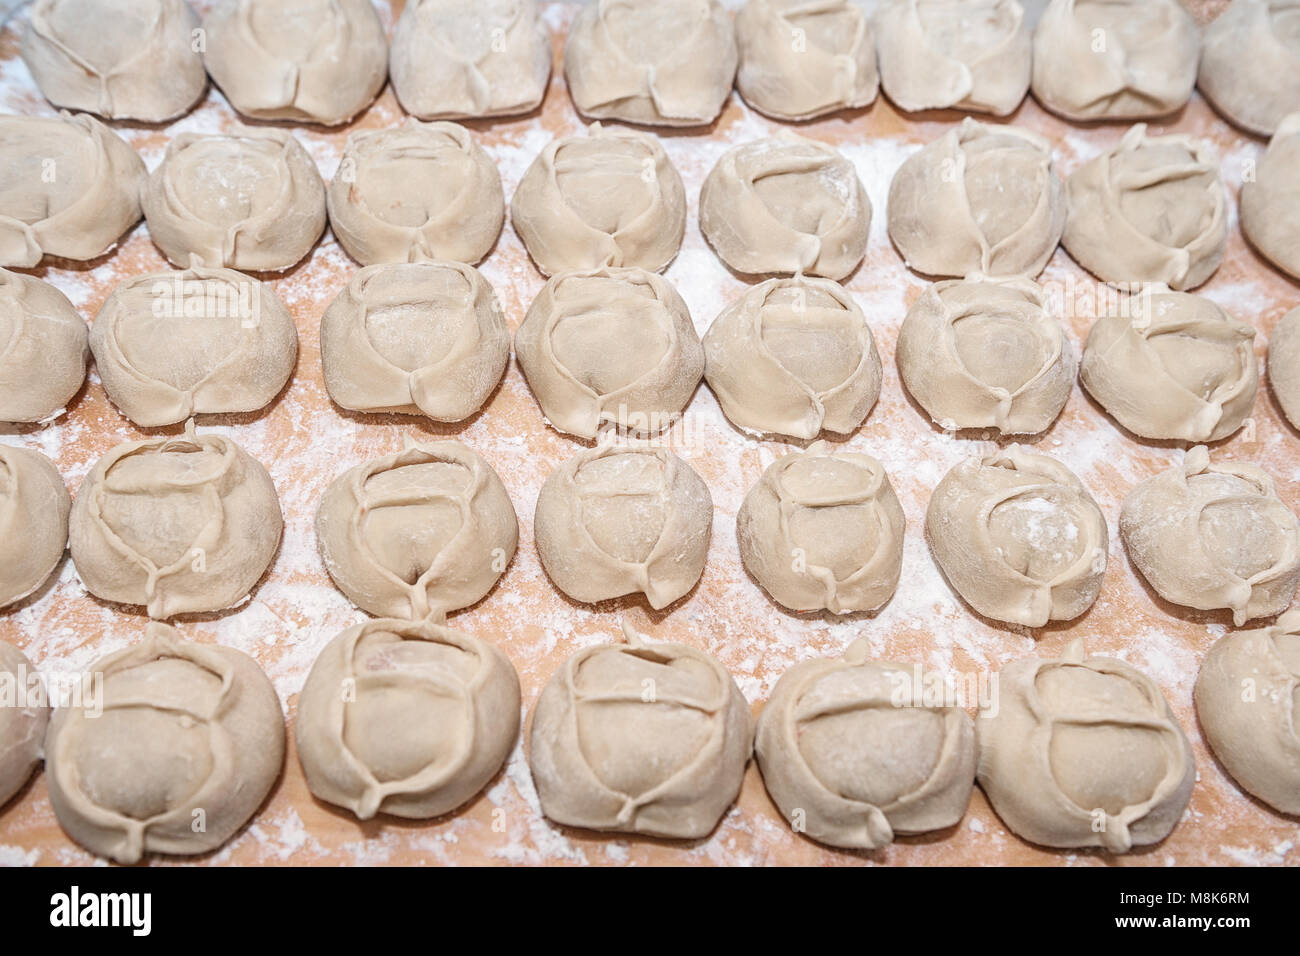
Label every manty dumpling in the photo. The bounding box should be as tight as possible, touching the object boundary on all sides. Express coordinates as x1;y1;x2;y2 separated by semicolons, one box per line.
514;267;703;440
1241;113;1300;282
21;0;207;123
296;617;520;821
564;0;738;127
897;275;1075;435
0;269;88;425
756;639;976;849
1063;125;1228;292
887;119;1065;279
0;445;70;610
0;112;145;268
977;639;1195;852
533;443;712;610
529;623;753;838
700;134;871;281
703;276;882;441
926;446;1108;627
1030;0;1198;121
0;641;49;808
875;0;1030;116
1080;290;1257;443
1268;305;1300;431
316;440;518;622
734;0;878;121
737;441;904;615
1199;0;1300;137
1120;446;1300;626
511;123;686;277
320;260;510;423
69;421;283;619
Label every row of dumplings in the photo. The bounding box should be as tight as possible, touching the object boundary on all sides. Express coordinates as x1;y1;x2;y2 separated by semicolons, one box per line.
18;0;1300;138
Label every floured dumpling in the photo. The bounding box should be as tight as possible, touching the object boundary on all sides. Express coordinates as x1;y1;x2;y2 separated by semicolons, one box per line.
1269;306;1300;430
0;269;88;424
926;447;1108;627
44;622;284;863
565;0;738;126
534;443;712;609
757;640;976;849
700;135;871;281
69;421;283;619
1200;0;1300;136
316;440;518;621
511;124;686;277
1241;114;1300;281
978;639;1195;852
201;0;388;126
0;446;70;610
888;119;1064;279
0;112;144;268
91;267;298;427
1064;125;1227;291
0;642;49;808
1121;447;1300;626
391;0;551;120
735;0;878;120
321;261;509;423
876;0;1030;116
703;276;882;440
142;128;327;273
898;276;1074;434
529;624;753;838
1195;610;1300;815
1081;290;1257;443
515;268;703;439
328;120;504;268
738;442;904;614
21;0;206;122
1030;0;1198;121
297;617;520;820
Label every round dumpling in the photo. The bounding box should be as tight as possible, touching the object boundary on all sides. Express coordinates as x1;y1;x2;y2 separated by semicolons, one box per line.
0;445;70;610
1269;306;1300;430
0;269;88;425
1199;0;1300;136
0;641;50;808
1241;114;1300;281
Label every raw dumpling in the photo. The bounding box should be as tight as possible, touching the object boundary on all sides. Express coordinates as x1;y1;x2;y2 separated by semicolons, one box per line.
0;446;70;609
316;440;518;621
734;0;878;120
700;135;870;281
1195;610;1300;815
0;112;144;268
564;0;738;127
1241;114;1300;281
978;639;1195;852
887;119;1064;279
142;128;327;273
756;639;976;849
738;441;904;614
511;123;686;277
327;120;504;268
926;446;1108;627
1120;446;1300;626
21;0;206;122
320;261;509;423
1063;125;1227;291
44;622;284;863
1199;0;1300;136
1080;291;1257;443
391;0;551;120
514;268;703;439
534;443;712;609
90;267;298;427
0;642;49;808
69;421;283;619
296;617;520;820
0;269;88;424
1269;306;1300;430
201;0;388;126
897;276;1075;435
1030;0;1198;121
703;276;882;440
529;624;753;838
876;0;1030;116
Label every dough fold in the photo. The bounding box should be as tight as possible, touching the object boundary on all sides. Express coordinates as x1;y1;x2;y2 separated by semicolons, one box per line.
1199;0;1300;136
0;446;70;610
1241;113;1300;281
0;641;49;808
0;269;88;424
